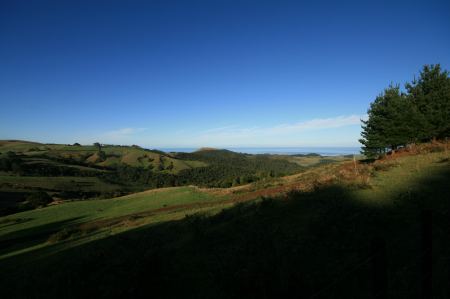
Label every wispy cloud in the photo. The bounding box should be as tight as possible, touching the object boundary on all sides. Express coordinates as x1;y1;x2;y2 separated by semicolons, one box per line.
102;127;147;142
267;115;364;134
198;114;363;136
191;115;365;147
201;125;240;134
92;115;365;147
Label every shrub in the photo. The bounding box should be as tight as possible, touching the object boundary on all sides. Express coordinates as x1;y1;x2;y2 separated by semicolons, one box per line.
26;191;53;208
98;151;107;162
47;228;72;243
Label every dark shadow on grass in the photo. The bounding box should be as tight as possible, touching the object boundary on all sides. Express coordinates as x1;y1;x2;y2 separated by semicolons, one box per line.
0;217;85;256
0;169;449;299
437;157;449;163
0;217;33;228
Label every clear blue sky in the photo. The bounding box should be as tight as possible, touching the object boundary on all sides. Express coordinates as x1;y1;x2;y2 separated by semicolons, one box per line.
1;0;449;148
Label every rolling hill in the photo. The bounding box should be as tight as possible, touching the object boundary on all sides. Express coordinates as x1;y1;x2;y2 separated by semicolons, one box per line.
0;140;321;216
0;142;448;298
0;140;205;173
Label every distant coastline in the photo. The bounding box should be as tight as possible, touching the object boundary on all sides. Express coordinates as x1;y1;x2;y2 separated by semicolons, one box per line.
159;147;361;156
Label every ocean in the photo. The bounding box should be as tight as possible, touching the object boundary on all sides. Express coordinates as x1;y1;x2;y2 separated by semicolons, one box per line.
158;147;361;156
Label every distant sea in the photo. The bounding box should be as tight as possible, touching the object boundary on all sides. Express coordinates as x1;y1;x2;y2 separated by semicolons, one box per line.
158;147;361;156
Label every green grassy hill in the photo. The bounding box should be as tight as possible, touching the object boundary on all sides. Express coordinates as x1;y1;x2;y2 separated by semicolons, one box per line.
0;140;310;216
0;140;205;173
0;145;448;298
0;186;228;259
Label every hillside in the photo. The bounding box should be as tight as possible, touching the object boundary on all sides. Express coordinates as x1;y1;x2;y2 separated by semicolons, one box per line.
0;140;206;215
0;143;448;298
0;140;204;173
0;140;314;216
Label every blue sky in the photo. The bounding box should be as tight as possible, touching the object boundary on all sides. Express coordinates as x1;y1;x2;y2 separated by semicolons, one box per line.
1;0;449;148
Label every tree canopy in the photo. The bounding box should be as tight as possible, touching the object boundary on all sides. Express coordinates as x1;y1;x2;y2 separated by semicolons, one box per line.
360;64;450;158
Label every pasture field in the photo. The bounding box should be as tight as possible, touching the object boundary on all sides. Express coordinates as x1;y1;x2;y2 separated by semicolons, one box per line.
0;186;228;259
2;149;448;257
0;140;311;215
0;140;205;173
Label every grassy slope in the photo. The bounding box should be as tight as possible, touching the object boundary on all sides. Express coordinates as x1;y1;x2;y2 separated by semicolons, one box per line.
0;140;314;212
0;141;210;211
0;140;338;180
0;148;448;297
0;140;206;174
1;150;447;254
0;186;227;259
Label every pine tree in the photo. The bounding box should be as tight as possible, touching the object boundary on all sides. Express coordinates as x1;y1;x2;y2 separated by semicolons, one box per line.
359;85;419;158
360;87;392;158
360;64;449;159
405;64;450;140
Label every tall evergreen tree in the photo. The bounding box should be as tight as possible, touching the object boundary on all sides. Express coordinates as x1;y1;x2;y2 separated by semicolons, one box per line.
360;64;449;159
405;64;450;140
360;85;420;158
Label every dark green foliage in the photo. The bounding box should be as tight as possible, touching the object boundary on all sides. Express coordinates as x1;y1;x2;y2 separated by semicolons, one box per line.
0;146;304;215
100;165;177;188
0;191;31;216
93;142;101;151
0;153;98;176
26;191;53;208
406;64;450;139
0;152;23;173
97;151;107;162
360;65;450;158
175;150;303;187
360;85;423;157
100;150;302;189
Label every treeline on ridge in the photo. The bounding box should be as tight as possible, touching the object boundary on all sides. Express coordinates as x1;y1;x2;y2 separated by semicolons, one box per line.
175;150;302;187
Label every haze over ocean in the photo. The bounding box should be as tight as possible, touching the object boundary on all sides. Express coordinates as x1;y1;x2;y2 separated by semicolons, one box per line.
159;147;360;156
